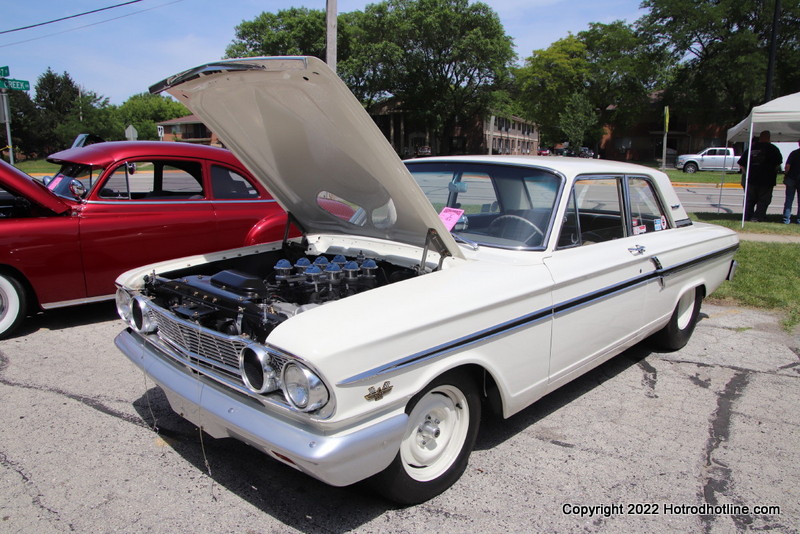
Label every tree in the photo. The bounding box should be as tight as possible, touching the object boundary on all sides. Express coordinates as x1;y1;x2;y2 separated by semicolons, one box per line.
579;21;672;130
559;92;597;150
516;35;591;146
4;89;40;159
117;93;188;140
640;0;800;123
34;69;82;154
358;0;515;153
225;8;328;59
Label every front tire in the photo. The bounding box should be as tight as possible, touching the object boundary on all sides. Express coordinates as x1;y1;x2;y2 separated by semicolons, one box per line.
653;287;702;351
370;370;481;505
0;273;27;339
683;162;698;174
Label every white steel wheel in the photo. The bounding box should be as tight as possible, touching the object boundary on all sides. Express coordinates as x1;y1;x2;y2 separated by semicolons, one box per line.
399;384;471;482
0;274;27;339
369;370;481;505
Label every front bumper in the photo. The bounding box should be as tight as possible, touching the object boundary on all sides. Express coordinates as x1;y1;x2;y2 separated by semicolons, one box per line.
115;329;407;487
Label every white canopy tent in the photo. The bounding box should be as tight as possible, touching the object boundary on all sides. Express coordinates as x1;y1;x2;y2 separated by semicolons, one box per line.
727;91;800;143
726;91;800;225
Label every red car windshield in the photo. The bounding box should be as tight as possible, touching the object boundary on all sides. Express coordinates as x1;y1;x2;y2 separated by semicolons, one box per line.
47;164;99;200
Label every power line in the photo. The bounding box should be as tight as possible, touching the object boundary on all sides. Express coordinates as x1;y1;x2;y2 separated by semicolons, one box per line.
0;1;144;35
0;0;185;49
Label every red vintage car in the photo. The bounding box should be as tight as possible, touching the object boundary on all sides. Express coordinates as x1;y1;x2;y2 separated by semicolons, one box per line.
0;141;291;338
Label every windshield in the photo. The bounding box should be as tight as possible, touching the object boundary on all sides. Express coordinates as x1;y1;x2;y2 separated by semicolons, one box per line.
405;162;562;249
47;164;99;199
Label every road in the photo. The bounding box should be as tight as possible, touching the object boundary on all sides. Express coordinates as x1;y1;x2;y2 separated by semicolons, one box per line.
1;300;798;533
674;182;787;216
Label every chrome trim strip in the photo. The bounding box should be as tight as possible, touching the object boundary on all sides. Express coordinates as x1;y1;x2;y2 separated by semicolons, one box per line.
41;294;114;309
338;244;738;386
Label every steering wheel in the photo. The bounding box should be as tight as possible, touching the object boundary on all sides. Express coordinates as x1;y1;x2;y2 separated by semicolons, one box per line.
488;214;544;244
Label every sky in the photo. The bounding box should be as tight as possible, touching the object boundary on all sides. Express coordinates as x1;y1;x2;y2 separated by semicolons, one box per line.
1;0;647;105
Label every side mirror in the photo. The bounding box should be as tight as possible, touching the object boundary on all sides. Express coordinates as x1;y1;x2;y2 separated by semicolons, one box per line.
68;179;87;199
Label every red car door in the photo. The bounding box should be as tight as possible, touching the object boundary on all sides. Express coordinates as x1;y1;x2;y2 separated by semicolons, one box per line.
79;158;220;298
207;163;288;245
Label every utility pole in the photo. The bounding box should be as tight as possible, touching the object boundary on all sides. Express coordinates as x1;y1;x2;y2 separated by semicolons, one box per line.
326;0;337;73
765;0;781;102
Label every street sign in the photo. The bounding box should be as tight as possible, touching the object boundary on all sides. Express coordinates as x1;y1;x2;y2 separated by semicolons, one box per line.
0;78;30;91
0;66;9;77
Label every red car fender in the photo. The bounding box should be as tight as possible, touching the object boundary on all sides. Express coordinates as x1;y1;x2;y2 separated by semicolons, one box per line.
244;211;295;246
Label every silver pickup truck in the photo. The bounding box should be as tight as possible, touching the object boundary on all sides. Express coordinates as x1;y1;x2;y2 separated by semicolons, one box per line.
675;147;739;173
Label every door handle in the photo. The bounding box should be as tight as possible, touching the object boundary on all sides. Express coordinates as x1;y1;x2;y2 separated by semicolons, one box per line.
628;245;646;256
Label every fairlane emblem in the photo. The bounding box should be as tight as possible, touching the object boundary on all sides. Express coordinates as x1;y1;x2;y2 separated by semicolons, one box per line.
365;381;393;401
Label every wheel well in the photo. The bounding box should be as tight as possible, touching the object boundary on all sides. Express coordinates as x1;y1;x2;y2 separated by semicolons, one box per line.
445;363;504;418
0;265;38;309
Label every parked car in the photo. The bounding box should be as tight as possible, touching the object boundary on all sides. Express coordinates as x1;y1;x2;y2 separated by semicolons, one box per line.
115;57;739;505
536;148;550;156
0;141;290;338
675;147;739;173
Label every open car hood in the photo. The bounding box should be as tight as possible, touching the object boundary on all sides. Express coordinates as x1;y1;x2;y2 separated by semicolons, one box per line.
151;56;462;259
0;160;71;215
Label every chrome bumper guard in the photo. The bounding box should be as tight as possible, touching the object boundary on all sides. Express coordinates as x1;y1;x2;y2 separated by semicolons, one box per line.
115;329;407;487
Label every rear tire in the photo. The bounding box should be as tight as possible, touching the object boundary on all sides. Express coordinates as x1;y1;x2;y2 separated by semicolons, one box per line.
653;287;702;351
0;273;27;339
370;370;481;505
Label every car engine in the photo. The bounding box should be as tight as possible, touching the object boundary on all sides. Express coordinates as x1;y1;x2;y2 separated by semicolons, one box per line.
139;249;416;344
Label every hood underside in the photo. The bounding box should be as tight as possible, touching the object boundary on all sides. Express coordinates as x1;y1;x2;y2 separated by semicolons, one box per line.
0;160;70;215
151;56;462;259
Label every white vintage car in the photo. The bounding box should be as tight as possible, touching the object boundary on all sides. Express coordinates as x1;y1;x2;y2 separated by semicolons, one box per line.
114;57;738;504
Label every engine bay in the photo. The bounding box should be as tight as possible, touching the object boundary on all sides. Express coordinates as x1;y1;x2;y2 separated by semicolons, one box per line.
140;246;417;343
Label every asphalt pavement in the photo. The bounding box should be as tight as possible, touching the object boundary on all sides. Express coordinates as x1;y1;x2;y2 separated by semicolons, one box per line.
1;298;798;533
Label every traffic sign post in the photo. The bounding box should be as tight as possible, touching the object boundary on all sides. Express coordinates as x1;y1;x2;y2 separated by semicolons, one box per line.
0;67;30;166
1;89;13;165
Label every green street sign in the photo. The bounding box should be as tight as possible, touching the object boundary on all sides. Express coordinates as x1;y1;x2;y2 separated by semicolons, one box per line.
0;66;9;77
0;78;30;91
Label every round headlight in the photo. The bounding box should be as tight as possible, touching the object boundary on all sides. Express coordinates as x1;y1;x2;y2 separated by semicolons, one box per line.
282;363;329;412
240;345;278;394
131;295;157;334
116;288;133;322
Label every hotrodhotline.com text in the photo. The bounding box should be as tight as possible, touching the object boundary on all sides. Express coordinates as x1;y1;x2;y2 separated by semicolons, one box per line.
562;503;782;518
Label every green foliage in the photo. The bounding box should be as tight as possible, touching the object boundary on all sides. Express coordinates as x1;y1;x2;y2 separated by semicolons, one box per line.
640;0;800;124
226;0;515;154
117;93;188;140
225;8;328;59
358;0;515;152
708;241;800;330
517;21;668;147
559;92;597;150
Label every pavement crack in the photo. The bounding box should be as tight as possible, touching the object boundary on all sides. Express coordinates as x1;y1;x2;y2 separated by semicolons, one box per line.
0;351;147;429
699;370;751;533
0;450;73;530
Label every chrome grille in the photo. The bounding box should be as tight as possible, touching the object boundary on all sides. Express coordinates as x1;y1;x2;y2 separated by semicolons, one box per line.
144;303;291;380
147;305;246;376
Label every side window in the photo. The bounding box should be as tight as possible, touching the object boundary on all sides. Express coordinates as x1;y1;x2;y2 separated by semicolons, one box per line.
211;165;260;199
628;177;669;235
558;177;625;247
99;160;203;199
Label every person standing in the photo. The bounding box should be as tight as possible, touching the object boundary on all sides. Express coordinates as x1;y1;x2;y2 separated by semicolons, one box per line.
738;130;783;221
783;140;800;224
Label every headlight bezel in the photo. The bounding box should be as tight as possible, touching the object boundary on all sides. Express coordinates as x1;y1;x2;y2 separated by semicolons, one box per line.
115;287;133;322
282;361;330;412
